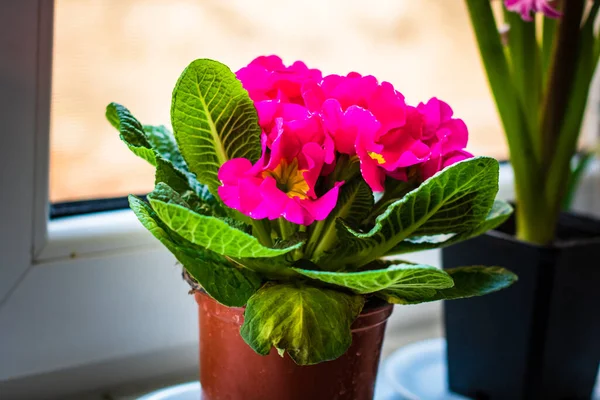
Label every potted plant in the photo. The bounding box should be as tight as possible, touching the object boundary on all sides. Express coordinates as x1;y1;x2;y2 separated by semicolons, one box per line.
443;1;600;399
107;56;516;400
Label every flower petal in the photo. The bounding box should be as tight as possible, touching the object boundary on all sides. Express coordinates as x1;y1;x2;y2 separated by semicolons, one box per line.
300;182;344;222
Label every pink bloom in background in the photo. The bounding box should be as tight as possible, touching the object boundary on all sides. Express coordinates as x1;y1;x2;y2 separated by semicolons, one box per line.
220;56;474;225
504;0;561;21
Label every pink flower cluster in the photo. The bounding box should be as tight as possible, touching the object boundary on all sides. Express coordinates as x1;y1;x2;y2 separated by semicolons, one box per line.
504;0;561;21
218;56;472;225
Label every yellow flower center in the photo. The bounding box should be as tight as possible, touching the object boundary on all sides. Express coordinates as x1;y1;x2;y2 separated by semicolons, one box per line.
263;158;310;199
368;152;386;165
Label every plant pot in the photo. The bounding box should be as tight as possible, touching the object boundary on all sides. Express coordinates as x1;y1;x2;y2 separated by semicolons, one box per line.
442;210;600;400
195;290;393;400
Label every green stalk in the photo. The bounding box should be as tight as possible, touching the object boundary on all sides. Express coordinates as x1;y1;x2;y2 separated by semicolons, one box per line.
310;219;338;263
278;218;296;240
304;219;326;257
540;0;585;172
542;15;558;86
252;219;273;247
464;0;542;244
504;10;543;163
542;0;592;241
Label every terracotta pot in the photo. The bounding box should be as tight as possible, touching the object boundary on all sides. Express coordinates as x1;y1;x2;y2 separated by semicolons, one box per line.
195;291;393;400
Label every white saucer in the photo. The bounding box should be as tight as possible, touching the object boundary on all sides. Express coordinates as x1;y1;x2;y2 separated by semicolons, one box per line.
138;338;600;400
136;366;400;400
383;337;600;400
136;376;400;400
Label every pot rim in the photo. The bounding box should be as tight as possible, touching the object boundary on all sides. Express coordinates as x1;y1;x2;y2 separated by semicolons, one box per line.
489;204;600;249
194;290;394;331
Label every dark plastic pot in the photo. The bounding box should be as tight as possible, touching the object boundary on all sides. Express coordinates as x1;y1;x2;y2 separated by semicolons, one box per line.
442;211;600;400
195;291;393;400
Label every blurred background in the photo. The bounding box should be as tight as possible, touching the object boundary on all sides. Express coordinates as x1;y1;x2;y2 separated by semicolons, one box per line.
50;0;511;202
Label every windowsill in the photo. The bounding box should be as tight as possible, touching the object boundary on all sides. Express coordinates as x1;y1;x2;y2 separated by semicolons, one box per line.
4;161;600;399
35;209;159;264
1;306;442;400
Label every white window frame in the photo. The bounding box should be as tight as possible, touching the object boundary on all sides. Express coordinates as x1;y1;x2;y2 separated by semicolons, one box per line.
0;2;598;399
0;3;199;399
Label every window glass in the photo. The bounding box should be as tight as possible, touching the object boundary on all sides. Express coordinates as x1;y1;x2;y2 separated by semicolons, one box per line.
50;0;507;203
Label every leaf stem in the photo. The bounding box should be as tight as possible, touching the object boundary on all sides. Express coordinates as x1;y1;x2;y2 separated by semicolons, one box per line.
252;219;273;247
310;219;338;264
278;218;296;241
305;219;326;257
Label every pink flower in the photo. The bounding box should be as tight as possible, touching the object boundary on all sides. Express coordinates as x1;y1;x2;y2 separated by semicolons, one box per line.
355;106;430;191
218;149;342;226
504;0;561;21
304;73;407;135
236;55;322;105
220;57;474;225
417;98;473;179
254;100;335;165
218;96;342;225
310;73;429;191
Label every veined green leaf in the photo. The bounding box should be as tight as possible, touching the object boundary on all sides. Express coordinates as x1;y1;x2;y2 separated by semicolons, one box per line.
330;157;499;268
106;102;219;209
240;283;364;365
107;103;186;169
106;102;156;165
171;59;262;196
293;263;453;295
381;266;517;305
387;200;513;255
143;124;187;169
129;196;261;307
148;184;294;279
154;159;224;215
148;196;302;258
334;177;374;226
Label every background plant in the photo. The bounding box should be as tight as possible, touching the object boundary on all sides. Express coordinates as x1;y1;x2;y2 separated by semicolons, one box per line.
107;57;516;365
466;0;600;244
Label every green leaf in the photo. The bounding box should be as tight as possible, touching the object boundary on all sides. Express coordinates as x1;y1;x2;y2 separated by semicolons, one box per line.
106;102;156;165
147;196;302;258
382;266;518;305
171;59;262;196
106;103;187;169
155;157;191;195
129;196;261;307
106;102;219;210
240;283;364;365
154;158;224;215
293;262;453;295
334;177;374;226
330;157;499;268
143;125;187;168
387;200;513;255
